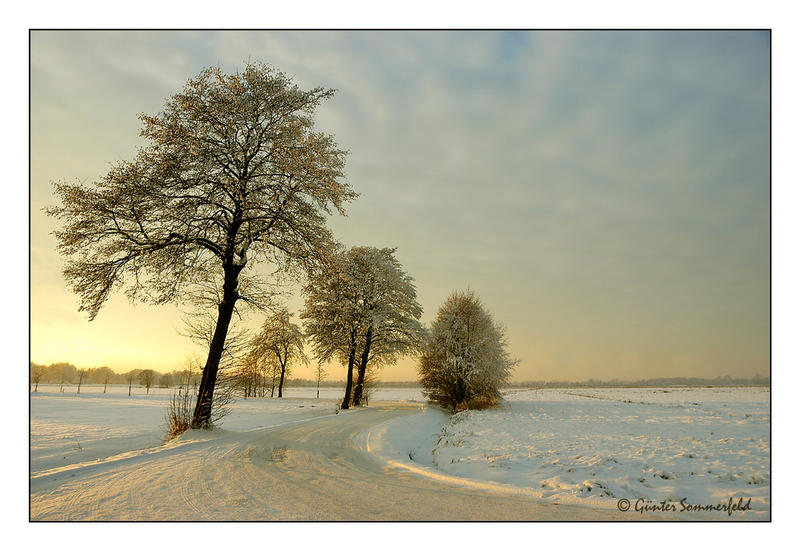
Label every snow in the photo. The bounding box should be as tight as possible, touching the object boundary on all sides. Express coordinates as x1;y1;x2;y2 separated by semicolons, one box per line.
281;386;426;402
30;384;340;477
30;384;769;520
29;383;422;479
367;387;770;519
360;406;450;469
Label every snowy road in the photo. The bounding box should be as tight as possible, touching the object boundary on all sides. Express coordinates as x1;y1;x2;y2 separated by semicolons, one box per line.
30;402;632;521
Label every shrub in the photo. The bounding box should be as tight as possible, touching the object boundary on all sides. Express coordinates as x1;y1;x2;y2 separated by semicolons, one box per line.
164;388;194;440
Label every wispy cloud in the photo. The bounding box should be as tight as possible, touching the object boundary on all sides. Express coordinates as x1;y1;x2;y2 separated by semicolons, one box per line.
30;30;769;380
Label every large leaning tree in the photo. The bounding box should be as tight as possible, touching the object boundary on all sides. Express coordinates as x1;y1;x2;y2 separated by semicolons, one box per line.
302;246;425;409
47;62;356;427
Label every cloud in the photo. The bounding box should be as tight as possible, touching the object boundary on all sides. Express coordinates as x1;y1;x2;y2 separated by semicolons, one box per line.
30;31;769;380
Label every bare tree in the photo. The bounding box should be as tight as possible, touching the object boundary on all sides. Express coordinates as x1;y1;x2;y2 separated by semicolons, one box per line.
47;62;355;428
53;362;77;393
102;368;111;393
177;353;202;393
180;311;249;420
233;349;265;398
251;308;308;398
125;369;140;396
315;363;326;399
85;366;114;391
360;363;379;406
159;373;173;388
76;369;87;394
301;246;425;409
139;369;156;394
30;363;43;392
234;352;253;399
418;290;517;411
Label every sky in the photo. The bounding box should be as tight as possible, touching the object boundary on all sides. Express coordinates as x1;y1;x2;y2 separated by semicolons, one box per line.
29;30;770;382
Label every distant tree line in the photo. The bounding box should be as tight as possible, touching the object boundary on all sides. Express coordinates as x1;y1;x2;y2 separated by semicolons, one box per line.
33;360;763;396
28;360;408;395
283;378;420;388
29;362;202;393
506;375;770;388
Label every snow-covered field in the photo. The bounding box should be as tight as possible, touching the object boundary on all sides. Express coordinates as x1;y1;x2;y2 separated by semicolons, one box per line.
30;384;769;520
31;386;329;477
30;384;420;477
368;387;770;519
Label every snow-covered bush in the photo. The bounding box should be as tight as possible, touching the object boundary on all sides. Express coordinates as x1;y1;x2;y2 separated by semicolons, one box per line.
418;289;516;411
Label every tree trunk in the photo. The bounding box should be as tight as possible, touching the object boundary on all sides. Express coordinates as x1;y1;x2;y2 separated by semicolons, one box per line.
341;334;357;410
352;327;373;407
278;361;287;398
454;377;467;411
191;268;240;428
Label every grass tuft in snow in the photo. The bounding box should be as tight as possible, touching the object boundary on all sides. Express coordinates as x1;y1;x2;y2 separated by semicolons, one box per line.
164;388;194;441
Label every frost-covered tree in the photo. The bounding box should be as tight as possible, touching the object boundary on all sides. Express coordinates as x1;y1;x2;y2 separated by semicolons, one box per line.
301;246;425;409
251;308;308;398
418;289;516;411
301;249;361;409
47;62;355;427
348;248;425;406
